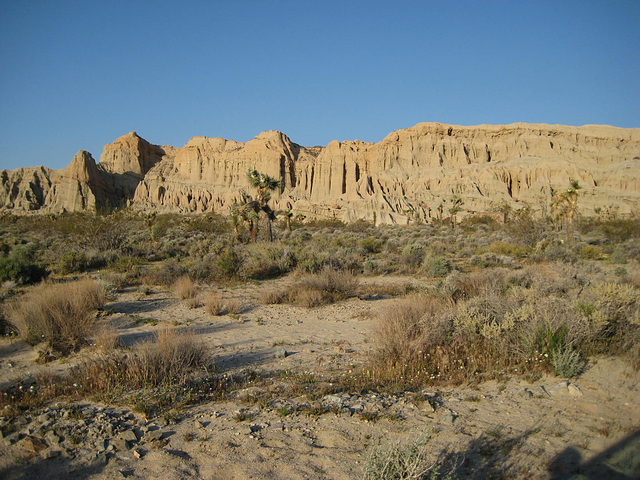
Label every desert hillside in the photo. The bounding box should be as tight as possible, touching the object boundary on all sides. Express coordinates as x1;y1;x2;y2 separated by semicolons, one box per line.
1;123;639;223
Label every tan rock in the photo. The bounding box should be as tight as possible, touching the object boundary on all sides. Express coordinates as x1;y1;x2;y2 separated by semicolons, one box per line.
1;123;639;221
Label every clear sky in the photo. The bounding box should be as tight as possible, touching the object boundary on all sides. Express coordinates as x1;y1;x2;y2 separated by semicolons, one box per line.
1;0;638;171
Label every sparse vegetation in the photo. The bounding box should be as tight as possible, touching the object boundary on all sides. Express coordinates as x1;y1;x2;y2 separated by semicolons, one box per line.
174;275;199;300
364;435;443;480
204;292;225;315
1;207;639;478
5;278;106;355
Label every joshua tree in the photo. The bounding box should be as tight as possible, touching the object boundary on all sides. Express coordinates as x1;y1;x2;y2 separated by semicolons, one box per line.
436;202;444;224
282;209;293;231
551;178;581;247
448;196;464;228
231;169;281;242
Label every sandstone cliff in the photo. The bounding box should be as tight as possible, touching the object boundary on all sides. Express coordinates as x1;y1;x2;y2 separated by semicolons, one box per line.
2;123;639;223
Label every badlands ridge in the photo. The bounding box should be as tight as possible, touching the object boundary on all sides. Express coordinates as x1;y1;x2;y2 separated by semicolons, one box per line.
1;123;639;223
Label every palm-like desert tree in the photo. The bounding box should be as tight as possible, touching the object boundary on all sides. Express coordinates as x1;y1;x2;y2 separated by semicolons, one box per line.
551;179;581;247
448;196;464;228
231;169;282;242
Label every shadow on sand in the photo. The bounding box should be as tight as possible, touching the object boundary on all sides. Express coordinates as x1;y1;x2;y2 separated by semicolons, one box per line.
548;429;640;480
431;427;640;479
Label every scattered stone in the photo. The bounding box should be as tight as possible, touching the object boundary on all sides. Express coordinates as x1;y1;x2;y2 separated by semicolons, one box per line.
568;384;583;397
274;348;288;359
133;448;144;459
269;422;284;431
118;429;139;443
114;439;131;451
323;395;344;406
548;381;570;396
40;448;62;460
440;414;456;424
146;430;164;441
22;435;47;454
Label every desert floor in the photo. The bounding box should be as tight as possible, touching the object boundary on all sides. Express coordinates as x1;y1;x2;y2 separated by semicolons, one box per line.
1;274;639;479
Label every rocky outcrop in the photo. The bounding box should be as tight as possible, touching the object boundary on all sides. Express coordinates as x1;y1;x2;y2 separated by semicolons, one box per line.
99;131;164;177
1;123;639;221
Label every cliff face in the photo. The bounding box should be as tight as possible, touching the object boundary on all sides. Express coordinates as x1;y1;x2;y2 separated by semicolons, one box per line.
2;123;639;222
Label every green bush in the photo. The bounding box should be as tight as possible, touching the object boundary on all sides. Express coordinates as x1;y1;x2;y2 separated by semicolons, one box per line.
423;254;452;278
551;347;586;378
360;236;383;254
215;248;243;278
55;251;90;274
0;248;47;285
578;245;602;260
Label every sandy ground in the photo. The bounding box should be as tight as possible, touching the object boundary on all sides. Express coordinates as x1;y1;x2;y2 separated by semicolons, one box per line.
1;274;639;479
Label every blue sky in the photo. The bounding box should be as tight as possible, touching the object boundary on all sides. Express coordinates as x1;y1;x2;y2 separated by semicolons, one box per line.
1;0;638;170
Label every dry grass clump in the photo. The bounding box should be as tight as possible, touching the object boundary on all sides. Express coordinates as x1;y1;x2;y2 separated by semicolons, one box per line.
364;435;441;480
76;327;208;390
204;292;224;315
225;298;244;315
174;275;198;300
129;327;208;385
287;267;360;307
260;288;288;305
94;325;120;351
6;278;106;355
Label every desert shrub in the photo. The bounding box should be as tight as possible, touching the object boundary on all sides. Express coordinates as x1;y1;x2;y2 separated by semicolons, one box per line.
76;327;208;390
204;292;224;315
174;275;198;300
0;310;16;336
214;248;243;278
241;243;296;279
260;288;288;305
437;270;489;303
541;243;577;264
360;236;383;254
94;325;120;351
371;295;448;378
6;278;106;355
578;245;602;260
225;298;244;315
108;255;144;274
551;347;587;378
0;247;47;285
599;217;640;243
614;267;628;277
364;435;442;480
577;282;640;356
423;254;452;278
144;259;186;286
402;244;426;271
609;247;628;264
184;212;231;235
55;250;90;274
505;207;547;247
485;242;532;258
129;327;207;385
295;246;325;273
287;268;359;307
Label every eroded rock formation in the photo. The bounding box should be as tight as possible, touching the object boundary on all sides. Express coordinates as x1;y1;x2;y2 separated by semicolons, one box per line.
2;123;639;223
